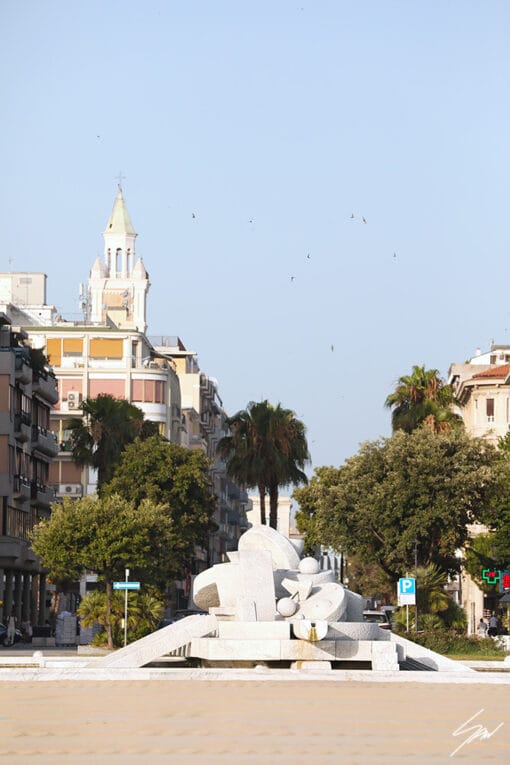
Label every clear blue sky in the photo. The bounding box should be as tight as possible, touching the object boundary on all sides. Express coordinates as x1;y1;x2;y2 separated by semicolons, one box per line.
1;1;509;473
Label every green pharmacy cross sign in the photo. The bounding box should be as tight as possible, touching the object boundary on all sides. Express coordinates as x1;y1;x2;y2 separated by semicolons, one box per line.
482;569;501;584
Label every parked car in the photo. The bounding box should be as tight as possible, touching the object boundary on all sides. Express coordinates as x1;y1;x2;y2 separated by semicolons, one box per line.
0;622;23;645
362;610;392;630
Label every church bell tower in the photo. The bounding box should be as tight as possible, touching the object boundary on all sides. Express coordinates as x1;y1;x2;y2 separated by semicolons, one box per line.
88;185;150;333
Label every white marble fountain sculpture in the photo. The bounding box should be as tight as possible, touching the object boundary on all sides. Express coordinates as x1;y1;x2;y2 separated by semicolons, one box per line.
189;525;401;670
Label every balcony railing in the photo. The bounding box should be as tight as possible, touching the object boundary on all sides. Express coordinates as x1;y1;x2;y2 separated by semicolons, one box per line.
31;425;59;457
31;481;55;508
32;373;59;405
13;474;31;499
14;413;31;442
14;351;32;384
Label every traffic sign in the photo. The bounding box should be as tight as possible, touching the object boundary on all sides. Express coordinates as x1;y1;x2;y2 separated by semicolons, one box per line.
398;577;416;606
113;581;141;590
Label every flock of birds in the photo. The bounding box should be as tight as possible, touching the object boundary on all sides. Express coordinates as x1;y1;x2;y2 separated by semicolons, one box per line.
189;207;399;354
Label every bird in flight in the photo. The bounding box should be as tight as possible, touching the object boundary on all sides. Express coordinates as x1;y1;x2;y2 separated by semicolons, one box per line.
393;252;397;259
290;276;295;282
192;213;196;219
331;344;334;352
350;213;355;219
362;217;367;224
307;252;311;259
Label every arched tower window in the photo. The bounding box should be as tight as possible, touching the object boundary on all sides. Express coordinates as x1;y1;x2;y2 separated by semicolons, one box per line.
115;248;122;275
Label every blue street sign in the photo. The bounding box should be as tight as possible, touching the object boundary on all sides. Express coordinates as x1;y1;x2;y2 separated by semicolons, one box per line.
398;577;416;595
113;581;141;590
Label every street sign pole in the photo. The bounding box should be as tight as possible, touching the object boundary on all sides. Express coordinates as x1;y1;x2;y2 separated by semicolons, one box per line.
124;568;129;648
406;572;409;632
398;576;416;632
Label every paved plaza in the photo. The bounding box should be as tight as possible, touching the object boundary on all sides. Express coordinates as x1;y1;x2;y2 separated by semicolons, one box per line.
0;670;509;764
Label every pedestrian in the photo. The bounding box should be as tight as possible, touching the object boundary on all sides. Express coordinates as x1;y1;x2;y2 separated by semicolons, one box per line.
6;613;16;646
488;613;499;637
477;617;487;637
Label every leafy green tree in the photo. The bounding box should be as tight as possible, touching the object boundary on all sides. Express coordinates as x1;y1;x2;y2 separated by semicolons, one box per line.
462;532;502;592
31;494;176;649
217;400;310;528
104;435;217;562
66;393;157;490
343;555;394;605
294;428;503;583
385;365;463;433
479;432;510;569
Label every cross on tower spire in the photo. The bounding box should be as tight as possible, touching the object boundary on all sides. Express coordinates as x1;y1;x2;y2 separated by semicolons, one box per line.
115;171;126;189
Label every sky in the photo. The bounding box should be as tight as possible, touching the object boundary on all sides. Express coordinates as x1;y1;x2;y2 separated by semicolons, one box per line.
1;1;510;474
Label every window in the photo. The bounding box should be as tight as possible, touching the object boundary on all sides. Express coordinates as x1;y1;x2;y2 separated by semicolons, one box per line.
131;379;165;404
89;338;123;359
63;338;83;356
487;398;495;422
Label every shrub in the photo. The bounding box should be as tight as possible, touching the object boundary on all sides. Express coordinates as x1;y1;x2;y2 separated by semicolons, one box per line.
78;589;164;648
401;628;506;656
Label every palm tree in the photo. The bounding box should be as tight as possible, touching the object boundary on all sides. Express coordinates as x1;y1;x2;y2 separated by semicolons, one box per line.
385;365;463;433
217;400;310;528
66;394;148;490
265;405;309;529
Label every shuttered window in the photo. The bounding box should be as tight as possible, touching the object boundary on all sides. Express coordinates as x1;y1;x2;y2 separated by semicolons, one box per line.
63;338;83;354
89;338;123;358
46;338;61;366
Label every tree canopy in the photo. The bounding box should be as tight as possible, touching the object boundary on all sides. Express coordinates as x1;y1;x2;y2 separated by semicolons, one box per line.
217;400;309;528
385;365;463;433
470;431;510;572
294;428;504;583
104;435;217;561
66;393;158;490
31;494;176;648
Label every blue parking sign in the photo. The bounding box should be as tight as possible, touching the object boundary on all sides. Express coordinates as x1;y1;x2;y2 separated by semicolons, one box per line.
398;577;416;605
398;577;416;595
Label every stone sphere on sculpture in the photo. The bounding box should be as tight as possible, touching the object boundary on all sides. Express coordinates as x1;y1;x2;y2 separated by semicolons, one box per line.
298;557;320;574
276;597;298;617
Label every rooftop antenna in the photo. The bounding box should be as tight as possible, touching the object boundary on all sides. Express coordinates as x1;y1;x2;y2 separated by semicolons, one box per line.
79;282;91;323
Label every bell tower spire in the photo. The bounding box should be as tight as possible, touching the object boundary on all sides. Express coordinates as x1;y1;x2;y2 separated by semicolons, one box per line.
103;184;137;277
88;185;150;332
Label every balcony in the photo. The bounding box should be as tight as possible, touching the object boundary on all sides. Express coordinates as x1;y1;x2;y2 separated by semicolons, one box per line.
31;425;59;457
31;481;55;509
13;474;31;500
14;412;32;442
14;350;32;384
32;372;58;405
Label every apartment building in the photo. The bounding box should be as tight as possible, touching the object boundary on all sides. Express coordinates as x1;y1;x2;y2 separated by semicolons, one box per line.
0;313;58;627
152;336;250;571
448;344;510;631
449;344;510;442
